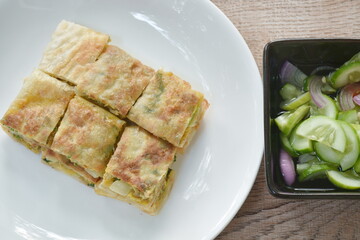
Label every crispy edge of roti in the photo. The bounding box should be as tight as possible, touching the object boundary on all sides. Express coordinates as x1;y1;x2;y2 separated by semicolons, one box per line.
41;148;99;186
0;69;75;152
39;20;110;85
95;170;175;215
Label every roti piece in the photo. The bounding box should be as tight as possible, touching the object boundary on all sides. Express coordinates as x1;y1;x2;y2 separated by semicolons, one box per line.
0;69;75;153
76;45;154;118
51;96;125;183
95;125;176;215
41;148;97;186
39;20;110;85
127;70;209;148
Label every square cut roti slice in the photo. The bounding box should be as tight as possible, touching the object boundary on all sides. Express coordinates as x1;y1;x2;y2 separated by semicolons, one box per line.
95;125;176;215
39;20;110;85
76;45;154;118
0;69;75;153
127;70;209;149
51;96;125;183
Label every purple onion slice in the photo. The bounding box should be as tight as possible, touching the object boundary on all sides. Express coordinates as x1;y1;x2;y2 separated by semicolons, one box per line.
338;82;360;111
309;75;327;108
280;61;307;88
279;149;296;186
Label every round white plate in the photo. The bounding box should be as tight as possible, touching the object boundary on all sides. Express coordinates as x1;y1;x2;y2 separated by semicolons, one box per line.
0;0;263;239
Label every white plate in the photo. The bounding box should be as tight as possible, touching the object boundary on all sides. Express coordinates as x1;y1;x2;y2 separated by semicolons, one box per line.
0;0;263;239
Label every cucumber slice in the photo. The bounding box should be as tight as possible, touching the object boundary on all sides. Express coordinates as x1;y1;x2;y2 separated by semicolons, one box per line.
314;142;342;164
351;124;360;173
310;95;338;119
353;157;360;173
339;122;360;171
314;121;359;170
351;123;360;138
281;92;311;111
275;104;310;136
297;161;337;182
314;121;360;171
296;157;319;175
329;62;360;88
304;75;336;94
321;83;337;95
298;153;317;163
338;110;359;124
345;51;360;65
279;133;298;157
296;116;346;152
290;126;313;154
327;170;360;190
280;83;302;100
296;162;311;174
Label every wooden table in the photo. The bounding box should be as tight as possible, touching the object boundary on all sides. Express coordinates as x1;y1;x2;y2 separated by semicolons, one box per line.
211;1;360;239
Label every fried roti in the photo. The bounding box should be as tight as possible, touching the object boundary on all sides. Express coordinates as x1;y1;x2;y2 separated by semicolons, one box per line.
0;69;74;153
50;96;125;183
76;45;154;118
128;70;209;149
39;20;110;85
95;125;176;215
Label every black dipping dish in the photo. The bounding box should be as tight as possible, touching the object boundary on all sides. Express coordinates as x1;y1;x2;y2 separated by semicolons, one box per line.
263;39;360;198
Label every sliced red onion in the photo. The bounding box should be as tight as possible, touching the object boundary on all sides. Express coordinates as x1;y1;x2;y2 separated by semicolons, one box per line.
280;61;307;88
309;75;327;108
353;94;360;106
310;66;336;76
279;149;296;186
338;82;360;111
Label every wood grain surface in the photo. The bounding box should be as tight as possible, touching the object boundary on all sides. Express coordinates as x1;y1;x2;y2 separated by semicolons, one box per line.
211;1;360;239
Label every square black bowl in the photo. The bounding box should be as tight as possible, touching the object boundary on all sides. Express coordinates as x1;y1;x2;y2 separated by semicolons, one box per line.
263;39;360;198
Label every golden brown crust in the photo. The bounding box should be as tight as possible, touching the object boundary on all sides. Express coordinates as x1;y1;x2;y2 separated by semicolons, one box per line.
76;45;154;117
127;70;208;148
39;20;110;85
106;125;176;195
147;169;175;215
1;125;41;153
0;69;75;148
95;170;175;215
51;96;125;177
94;125;176;215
